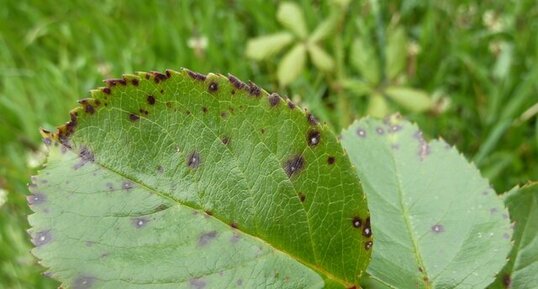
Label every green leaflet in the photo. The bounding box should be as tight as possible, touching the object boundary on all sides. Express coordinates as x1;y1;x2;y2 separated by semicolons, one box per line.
341;115;512;289
489;183;538;289
28;69;370;288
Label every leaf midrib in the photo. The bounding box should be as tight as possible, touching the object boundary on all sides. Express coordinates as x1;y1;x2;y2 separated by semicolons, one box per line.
371;135;432;289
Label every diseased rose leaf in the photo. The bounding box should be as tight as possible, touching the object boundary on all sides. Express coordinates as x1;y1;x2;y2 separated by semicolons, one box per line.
489;183;538;289
341;115;512;289
28;69;371;289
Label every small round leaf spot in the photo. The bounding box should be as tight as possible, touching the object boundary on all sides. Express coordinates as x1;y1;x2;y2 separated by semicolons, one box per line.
307;130;320;146
208;82;218;92
431;224;444;233
187;151;201;169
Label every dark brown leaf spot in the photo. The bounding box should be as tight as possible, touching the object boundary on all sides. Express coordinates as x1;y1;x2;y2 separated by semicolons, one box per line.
228;74;245;89
132;217;149;228
363;217;372;237
307;113;319;125
27;193;46;205
269;93;281;107
187;151;201;169
230;222;238;229
129;113;140;122
122;181;134;191
327;156;335;165
284;155;305;178
152;71;168;83
356;128;366;137
247;81;261;96
198;231;217;246
431;224;444;233
73;276;96;289
221;136;230;145
502;274;511;288
147;95;156;105
208;82;218;92
307;130;320;146
299;193;306;202
102;87;111;94
352;217;362;228
33;230;52;247
190;278;207;289
131;79;139;86
188;70;207;81
389;124;402;133
364;240;373;250
287;101;296;109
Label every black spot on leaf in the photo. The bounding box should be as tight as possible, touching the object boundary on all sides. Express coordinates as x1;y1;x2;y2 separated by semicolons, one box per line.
268;93;281;106
356;128;366;138
307;130;320;146
132;217;149;228
131;79;139;86
190;278;207;289
287;101;296;109
299;193;306;202
73;276;96;289
221;136;230;145
502;274;511;288
129;113;140;121
230;222;238;229
102;87;111;94
202;107;208;113
27;193;46;205
247;81;261;96
73;147;94;170
147;95;156;105
327;156;335;165
152;71;168;83
188;70;207;81
198;231;217;247
431;224;444;233
122;181;134;191
208;82;218;92
362;217;372;237
187;151;201;169
389;125;402;133
352;217;362;228
284;155;305;178
228;74;245;89
33;230;52;247
307;113;319;125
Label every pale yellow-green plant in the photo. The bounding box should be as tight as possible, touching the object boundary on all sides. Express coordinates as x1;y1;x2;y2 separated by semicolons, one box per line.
343;21;435;117
246;2;339;86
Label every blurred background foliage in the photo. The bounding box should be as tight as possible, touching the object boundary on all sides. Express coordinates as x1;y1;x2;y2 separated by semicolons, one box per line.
0;0;536;288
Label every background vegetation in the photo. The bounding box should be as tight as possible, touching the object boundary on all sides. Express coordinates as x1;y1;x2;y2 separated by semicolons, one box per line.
0;0;536;288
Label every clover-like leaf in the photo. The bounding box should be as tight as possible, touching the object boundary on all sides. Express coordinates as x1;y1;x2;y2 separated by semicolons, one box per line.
350;38;380;85
384;86;432;113
246;32;295;61
277;44;306;86
277;2;308;39
308;44;335;72
341;115;512;289
489;183;538;289
28;69;371;289
385;27;408;80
